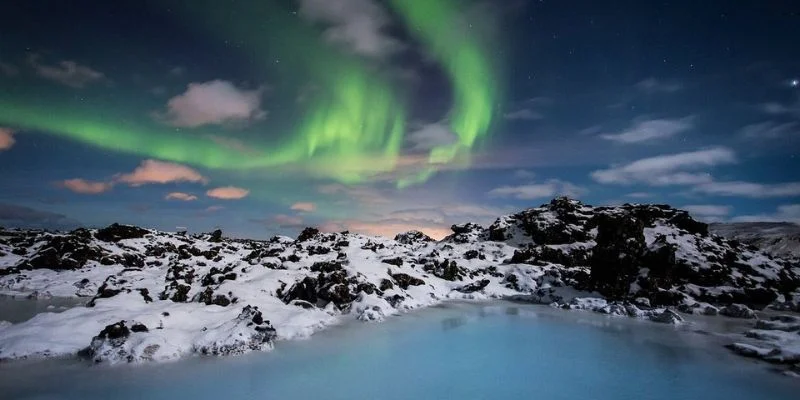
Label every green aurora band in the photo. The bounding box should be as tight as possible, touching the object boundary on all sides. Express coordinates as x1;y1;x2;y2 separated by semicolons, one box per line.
391;0;497;166
0;0;497;188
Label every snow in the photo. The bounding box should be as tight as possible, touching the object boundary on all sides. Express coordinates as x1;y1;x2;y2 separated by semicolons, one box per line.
1;200;798;367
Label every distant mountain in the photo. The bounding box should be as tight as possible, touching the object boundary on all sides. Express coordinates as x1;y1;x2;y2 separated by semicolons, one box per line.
710;222;800;259
0;198;798;368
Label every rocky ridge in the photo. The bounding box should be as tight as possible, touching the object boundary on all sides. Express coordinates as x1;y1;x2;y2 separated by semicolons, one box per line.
0;198;798;370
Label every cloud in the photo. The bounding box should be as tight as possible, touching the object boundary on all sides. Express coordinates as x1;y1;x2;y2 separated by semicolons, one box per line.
29;54;105;88
406;122;457;151
290;202;317;212
206;135;256;155
0;127;15;150
274;214;304;227
760;101;800;117
512;170;536;180
0;203;80;230
0;62;19;77
165;192;198;201
250;214;305;229
600;117;694;144
625;192;652;199
635;78;682;94
504;109;544;121
693;181;800;198
58;178;114;194
731;204;800;224
116;159;208;186
160;80;265;128
169;66;185;76
488;179;586;200
299;0;402;58
318;183;390;205
504;97;550;120
206;186;250;200
590;147;735;186
205;205;224;213
682;205;732;217
739;121;799;139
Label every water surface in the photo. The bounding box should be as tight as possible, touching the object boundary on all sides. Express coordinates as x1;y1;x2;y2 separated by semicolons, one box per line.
1;302;797;400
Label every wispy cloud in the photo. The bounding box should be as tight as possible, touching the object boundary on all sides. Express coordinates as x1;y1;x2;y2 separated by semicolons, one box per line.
759;101;800;118
739;121;799;139
635;78;682;94
290;202;317;212
600;117;694;144
406;122;457;151
299;0;403;58
206;186;250;200
488;179;586;200
58;179;114;194
590;147;735;186
251;214;305;229
693;181;800;198
29;54;105;88
165;192;198;201
504;97;550;121
159;80;266;128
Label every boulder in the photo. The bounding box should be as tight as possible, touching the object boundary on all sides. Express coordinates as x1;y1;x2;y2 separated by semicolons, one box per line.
720;303;757;319
390;273;425;289
193;305;277;356
95;223;149;242
650;309;684;324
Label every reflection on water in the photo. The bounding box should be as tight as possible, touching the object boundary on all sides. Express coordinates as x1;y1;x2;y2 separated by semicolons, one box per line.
0;295;87;323
0;301;798;400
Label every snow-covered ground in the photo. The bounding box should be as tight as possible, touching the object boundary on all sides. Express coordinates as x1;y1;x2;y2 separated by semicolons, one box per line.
0;198;798;375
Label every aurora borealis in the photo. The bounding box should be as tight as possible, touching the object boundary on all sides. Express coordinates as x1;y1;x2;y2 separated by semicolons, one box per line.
0;0;498;186
1;0;799;238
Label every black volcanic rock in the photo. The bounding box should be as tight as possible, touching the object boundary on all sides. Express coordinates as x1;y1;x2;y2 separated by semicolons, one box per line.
394;230;434;245
297;227;319;242
390;272;425;289
590;214;646;300
95;223;149;242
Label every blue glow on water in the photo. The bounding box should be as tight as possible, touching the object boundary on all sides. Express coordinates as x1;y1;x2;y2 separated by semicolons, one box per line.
1;302;798;400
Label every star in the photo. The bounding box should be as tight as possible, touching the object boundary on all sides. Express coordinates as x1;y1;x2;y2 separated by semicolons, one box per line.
791;79;799;87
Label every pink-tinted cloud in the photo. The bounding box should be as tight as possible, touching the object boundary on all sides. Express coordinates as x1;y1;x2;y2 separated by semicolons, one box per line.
205;205;225;212
290;202;316;212
274;214;304;227
59;178;114;194
116;159;208;186
165;192;198;201
206;186;250;200
161;80;266;127
0;128;14;151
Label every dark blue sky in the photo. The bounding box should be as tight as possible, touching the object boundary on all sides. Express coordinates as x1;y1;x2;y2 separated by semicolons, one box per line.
0;0;798;238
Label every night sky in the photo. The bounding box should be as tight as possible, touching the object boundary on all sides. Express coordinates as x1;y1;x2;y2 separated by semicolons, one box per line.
1;0;799;239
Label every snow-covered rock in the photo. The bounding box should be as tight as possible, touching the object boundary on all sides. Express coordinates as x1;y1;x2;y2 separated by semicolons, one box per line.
1;198;798;365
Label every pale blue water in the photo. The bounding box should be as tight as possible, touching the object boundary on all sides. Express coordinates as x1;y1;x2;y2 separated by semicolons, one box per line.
1;302;798;400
